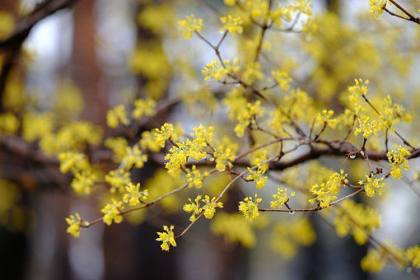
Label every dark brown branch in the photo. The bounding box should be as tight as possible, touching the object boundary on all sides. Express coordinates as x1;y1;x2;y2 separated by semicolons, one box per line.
0;0;77;50
387;0;420;25
0;0;77;110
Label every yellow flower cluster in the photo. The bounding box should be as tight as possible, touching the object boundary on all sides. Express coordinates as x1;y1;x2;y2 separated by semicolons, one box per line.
106;99;156;128
359;176;385;197
213;137;238;171
40;121;102;156
122;145;148;169
348;78;369;96
123;182;149;206
140;123;182;152
156;225;176;251
0;113;19;135
164;125;213;176
102;200;123;226
186;165;210;188
178;15;203;39
239;195;262;221
65;213;82;238
272;70;292;92
183;195;223;222
246;150;269;189
132;98;156;120
316;109;338;129
346;80;411;139
309;170;347;208
405;246;420;268
105;168;131;193
369;0;387;17
354;115;381;139
220;15;243;34
243;0;269;20
23;113;54;143
211;213;256;247
335;201;381;245
270;89;315;134
238;101;263;137
58;152;98;195
387;145;410;179
105;137;128;163
223;0;236;7
270;187;295;209
361;249;385;272
107;105;129;128
379;96;412;129
58;152;89;173
242;62;263;84
246;168;268;189
71;169;98;195
201;60;228;81
270;218;316;259
224;88;264;137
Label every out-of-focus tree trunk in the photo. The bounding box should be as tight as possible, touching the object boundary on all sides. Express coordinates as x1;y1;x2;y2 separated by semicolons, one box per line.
0;3;27;279
71;0;106;124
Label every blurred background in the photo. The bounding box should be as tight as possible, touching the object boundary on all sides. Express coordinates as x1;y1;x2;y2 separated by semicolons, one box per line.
0;0;419;279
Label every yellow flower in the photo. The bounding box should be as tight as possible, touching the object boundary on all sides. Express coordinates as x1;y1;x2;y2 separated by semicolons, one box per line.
140;123;182;152
178;15;203;39
107;105;129;128
122;145;148;169
270;218;316;259
335;201;380;245
316;109;338;129
250;149;269;173
224;0;236;6
241;62;263;84
202;60;228;81
270;188;294;209
101;200;123;226
213;137;238;171
405;246;420;268
220;15;243;34
239;195;262;221
58;152;90;174
310;170;347;208
71;169;98;195
348;78;369;96
123;182;149;206
387;145;410;179
105;168;131;193
361;249;385;272
201;195;223;219
369;0;387;17
105;137;128;163
183;195;202;222
354;115;381;138
22;113;54;143
186;165;210;188
156;225;177;251
272;70;292;92
211;213;255;247
66;213;82;238
359;176;384;197
183;194;223;221
0;113;19;135
132;98;156;119
246;167;267;189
